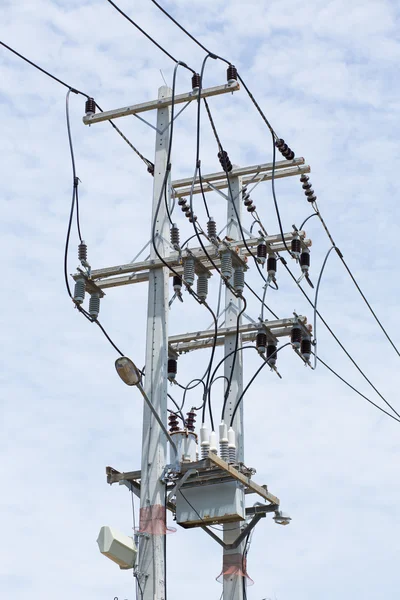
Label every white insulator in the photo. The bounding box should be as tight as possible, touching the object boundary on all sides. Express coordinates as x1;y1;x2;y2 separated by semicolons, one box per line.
73;278;85;304
196;273;209;300
233;267;245;294
209;431;218;454
200;423;210;459
221;251;233;279
219;422;229;461
89;293;100;319
228;427;236;463
183;256;195;286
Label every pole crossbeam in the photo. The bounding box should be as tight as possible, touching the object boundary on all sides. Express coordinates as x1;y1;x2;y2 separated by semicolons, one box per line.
171;157;306;188
83;81;240;125
172;165;310;198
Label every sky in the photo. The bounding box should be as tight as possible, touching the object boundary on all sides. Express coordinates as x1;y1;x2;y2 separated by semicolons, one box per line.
1;1;400;599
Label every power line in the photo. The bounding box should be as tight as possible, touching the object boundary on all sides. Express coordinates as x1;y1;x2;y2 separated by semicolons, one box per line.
311;201;400;360
316;354;400;424
105;0;194;73
0;40;88;96
0;40;154;170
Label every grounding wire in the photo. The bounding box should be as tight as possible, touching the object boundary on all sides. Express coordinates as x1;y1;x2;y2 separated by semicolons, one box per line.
229;343;291;426
316;354;400;424
105;0;194;73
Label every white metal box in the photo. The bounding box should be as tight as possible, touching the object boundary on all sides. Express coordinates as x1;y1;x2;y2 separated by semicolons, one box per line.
176;481;245;528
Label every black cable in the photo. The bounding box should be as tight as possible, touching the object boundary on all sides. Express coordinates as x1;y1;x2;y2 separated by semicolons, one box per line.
66;90;83;241
0;41;153;170
148;61;220;429
148;1;278;138
205;346;257;424
230;343;290;426
299;212;318;231
316;354;400;424
244;281;279;320
0;40;88;96
105;0;194;73
280;258;400;420
270;130;294;257
308;202;400;360
312;245;335;369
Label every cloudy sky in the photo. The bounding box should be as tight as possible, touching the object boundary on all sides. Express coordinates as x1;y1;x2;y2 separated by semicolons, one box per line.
1;1;400;599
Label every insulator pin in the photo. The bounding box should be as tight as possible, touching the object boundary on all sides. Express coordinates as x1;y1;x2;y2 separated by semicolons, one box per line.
183;256;195;286
168;358;177;380
301;338;312;361
218;150;232;172
275;138;295;160
256;332;267;354
227;64;238;84
267;256;277;276
267;343;278;366
257;242;267;264
291;325;302;349
170;224;180;248
73;278;85;304
221;251;233;279
207;217;217;242
169;414;180;433
85;97;96;116
186;411;196;432
191;73;201;92
89;293;100;319
196;273;209;300
78;240;87;262
233;267;245;294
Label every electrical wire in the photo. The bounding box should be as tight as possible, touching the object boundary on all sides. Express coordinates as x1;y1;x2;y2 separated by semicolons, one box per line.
312;202;400;360
0;40;153;170
148;61;220;429
312;245;335;369
229;343;291;426
280;257;400;420
0;40;88;96
316;354;400;424
105;0;194;73
149;0;278;138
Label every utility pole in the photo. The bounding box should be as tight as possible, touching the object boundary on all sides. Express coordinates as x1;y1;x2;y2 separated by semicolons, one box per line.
79;77;313;600
223;174;245;600
138;85;171;600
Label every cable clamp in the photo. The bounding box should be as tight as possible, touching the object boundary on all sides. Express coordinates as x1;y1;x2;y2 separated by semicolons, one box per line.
335;246;343;259
74;176;80;188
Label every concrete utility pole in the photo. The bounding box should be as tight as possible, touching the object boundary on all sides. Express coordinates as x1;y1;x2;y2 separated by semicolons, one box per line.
223;175;246;600
80;78;312;600
138;86;171;600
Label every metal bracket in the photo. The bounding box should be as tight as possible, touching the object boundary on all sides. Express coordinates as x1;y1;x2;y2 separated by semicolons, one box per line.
200;513;265;550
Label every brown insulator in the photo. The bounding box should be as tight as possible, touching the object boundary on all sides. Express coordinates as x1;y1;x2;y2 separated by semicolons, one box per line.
227;64;238;83
85;97;96;115
192;73;201;90
186;410;196;432
169;414;180;433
